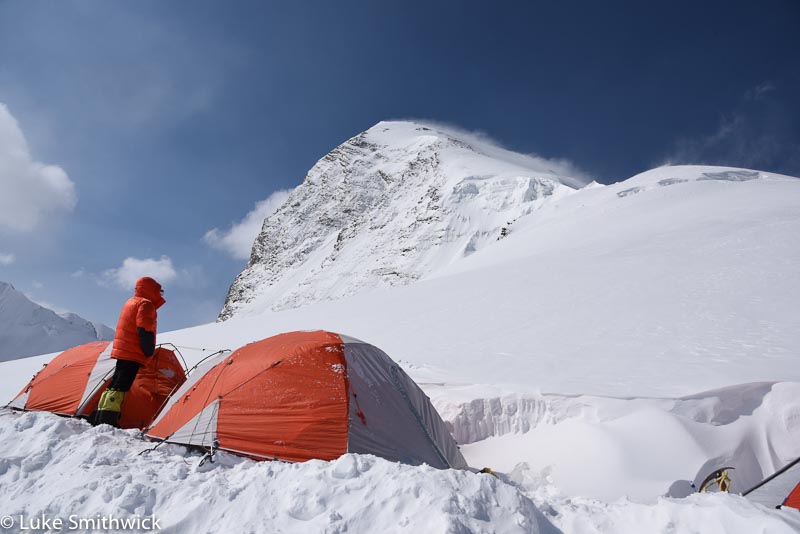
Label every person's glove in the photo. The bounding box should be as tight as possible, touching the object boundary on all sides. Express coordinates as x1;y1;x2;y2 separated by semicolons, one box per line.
137;327;156;357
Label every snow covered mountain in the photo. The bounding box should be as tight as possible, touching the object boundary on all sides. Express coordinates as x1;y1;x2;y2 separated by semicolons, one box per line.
0;281;113;361
219;120;589;320
2;130;799;532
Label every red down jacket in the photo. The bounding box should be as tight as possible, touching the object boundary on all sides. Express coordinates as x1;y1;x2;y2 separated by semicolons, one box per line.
111;277;166;365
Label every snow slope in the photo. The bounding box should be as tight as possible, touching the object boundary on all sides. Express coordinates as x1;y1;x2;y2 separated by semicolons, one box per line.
0;282;113;361
1;162;799;532
220;120;588;320
164;165;800;398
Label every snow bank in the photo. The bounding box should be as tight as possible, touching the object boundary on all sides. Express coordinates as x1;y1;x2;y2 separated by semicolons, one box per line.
0;410;557;534
448;382;800;502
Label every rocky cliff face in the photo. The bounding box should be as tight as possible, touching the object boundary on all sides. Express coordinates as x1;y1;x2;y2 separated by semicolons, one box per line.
219;121;587;320
0;281;113;361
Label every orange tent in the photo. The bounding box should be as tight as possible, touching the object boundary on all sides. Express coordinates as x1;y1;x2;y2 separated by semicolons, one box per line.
8;341;186;429
146;331;467;469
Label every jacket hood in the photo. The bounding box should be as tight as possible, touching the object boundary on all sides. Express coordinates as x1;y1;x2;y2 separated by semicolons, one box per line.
135;277;166;309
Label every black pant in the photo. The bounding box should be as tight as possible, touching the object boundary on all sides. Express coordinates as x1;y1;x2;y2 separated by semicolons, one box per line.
109;359;142;392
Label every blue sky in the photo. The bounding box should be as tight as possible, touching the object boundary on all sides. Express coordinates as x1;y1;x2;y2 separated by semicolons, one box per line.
0;0;798;331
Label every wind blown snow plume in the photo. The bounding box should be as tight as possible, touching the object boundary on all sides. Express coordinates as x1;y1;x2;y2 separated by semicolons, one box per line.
0;253;14;266
401;119;594;183
0;103;76;233
204;189;292;260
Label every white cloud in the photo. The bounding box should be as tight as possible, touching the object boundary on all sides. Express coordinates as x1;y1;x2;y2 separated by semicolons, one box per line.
0;103;77;232
204;189;292;260
101;256;177;290
0;253;15;265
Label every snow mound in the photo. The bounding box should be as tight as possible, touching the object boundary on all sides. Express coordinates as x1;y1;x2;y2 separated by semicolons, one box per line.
0;411;557;534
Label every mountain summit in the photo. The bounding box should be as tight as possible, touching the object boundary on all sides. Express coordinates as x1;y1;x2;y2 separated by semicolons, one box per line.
219;121;588;320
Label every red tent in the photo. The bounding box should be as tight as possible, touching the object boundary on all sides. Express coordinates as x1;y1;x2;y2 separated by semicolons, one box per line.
146;331;467;469
8;341;186;429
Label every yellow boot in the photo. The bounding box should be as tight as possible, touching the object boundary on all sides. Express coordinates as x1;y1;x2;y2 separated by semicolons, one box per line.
94;389;126;427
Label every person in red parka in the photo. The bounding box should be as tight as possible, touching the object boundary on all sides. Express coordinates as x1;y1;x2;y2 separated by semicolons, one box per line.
94;276;166;426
